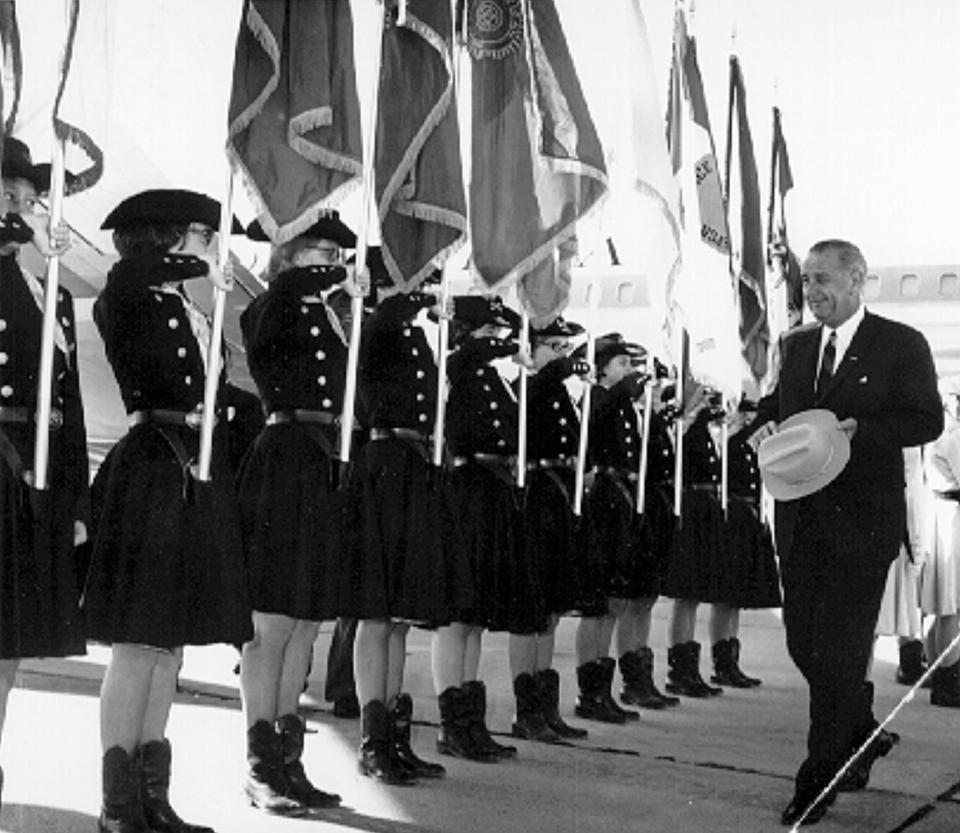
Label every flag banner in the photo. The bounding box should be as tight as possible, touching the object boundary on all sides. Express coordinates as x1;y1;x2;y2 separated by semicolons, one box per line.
227;0;362;244
766;105;802;331
52;0;107;196
727;55;768;384
0;1;22;137
375;0;466;291
665;8;740;399
467;0;607;326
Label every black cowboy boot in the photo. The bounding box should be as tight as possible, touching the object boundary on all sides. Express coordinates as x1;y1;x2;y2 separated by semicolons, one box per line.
437;687;498;762
711;638;761;688
139;739;214;833
535;668;588;739
462;680;517;759
666;642;722;698
99;746;151;833
598;657;640;721
510;672;560;743
358;700;417;785
276;714;341;808
931;661;960;708
244;720;305;814
390;693;446;779
896;639;927;686
620;648;679;709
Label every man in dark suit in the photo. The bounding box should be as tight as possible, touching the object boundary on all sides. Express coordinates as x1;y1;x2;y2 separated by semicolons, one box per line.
751;239;942;826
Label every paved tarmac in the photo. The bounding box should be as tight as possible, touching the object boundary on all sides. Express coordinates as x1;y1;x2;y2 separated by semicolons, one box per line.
2;603;959;833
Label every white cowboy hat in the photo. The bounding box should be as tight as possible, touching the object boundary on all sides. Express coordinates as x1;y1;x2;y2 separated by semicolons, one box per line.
758;409;851;501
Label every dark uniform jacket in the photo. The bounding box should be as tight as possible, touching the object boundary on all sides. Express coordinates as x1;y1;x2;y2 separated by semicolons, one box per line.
359;292;437;432
93;253;224;414
240;266;348;415
0;250;88;519
446;336;518;458
524;356;580;462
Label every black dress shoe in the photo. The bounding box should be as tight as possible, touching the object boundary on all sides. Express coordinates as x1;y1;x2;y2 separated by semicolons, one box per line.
837;728;899;791
780;790;833;827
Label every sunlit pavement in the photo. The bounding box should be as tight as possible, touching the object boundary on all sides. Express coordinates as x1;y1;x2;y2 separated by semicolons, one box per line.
2;603;960;833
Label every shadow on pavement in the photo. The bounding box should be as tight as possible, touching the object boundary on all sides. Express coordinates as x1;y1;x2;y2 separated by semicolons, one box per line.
0;804;98;833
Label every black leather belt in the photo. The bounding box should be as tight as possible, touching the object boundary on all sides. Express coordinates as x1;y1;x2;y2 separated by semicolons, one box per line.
370;427;432;444
936;489;960;502
526;457;575;471
267;409;338;427
0;405;63;430
453;452;515;467
593;465;638;482
690;482;719;493
370;427;433;463
131;408;210;431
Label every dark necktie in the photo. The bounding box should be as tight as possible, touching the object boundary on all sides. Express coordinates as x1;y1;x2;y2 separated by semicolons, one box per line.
816;329;837;396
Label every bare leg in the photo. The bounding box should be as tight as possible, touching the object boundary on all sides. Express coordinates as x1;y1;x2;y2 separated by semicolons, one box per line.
385;622;409;704
141;648;182;743
669;599;698;646
708;603;736;644
0;660;19;747
535;616;558;671
354;619;390;707
431;623;468;694
616;597;655;656
277;620;321;718
241;612;296;727
463;627;483;682
100;644;162;753
508;633;538;678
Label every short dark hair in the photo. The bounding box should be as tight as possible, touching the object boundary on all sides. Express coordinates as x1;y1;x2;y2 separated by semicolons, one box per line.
113;222;188;259
808;239;867;275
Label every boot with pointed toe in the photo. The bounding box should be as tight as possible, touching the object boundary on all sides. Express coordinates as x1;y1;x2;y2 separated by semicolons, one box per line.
276;714;341;808
510;672;560;743
358;700;417;785
619;649;679;709
462;681;516;759
390;694;446;778
535;668;588;739
245;720;306;814
139;739;215;833
99;746;151;833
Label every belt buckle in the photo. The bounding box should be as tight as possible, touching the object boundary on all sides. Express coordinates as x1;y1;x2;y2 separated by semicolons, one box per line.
184;409;204;431
48;408;63;429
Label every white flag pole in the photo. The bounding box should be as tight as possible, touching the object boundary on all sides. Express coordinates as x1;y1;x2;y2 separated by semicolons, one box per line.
196;167;234;482
32;134;67;491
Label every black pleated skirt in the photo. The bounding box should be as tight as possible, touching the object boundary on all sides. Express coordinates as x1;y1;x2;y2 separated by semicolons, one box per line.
718;497;782;609
586;473;671;600
0;425;86;659
338;437;472;626
235;423;346;621
524;467;605;617
663;488;727;602
84;423;252;649
447;461;547;633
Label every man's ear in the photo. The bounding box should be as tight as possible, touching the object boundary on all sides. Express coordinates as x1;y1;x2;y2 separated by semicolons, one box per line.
849;266;866;290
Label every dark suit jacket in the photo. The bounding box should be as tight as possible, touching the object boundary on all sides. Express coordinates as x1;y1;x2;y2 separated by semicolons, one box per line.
757;311;942;559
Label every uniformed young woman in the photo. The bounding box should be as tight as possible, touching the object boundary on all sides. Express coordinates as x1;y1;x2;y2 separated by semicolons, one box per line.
707;402;781;689
662;385;727;698
432;295;531;762
84;190;252;833
0;138;84;807
234;214;355;812
509;318;593;742
580;334;677;715
343;278;465;785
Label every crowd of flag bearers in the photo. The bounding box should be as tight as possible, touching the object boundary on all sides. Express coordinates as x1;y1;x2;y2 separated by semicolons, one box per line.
0;124;788;830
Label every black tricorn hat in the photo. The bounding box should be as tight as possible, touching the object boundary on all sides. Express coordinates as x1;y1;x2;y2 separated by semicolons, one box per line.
2;137;79;194
246;209;356;248
453;295;521;331
589;332;646;368
530;316;584;341
101;189;244;232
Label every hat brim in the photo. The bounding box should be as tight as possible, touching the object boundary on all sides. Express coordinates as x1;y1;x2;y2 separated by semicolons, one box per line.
246;216;356;247
759;408;851;501
101;189;244;233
